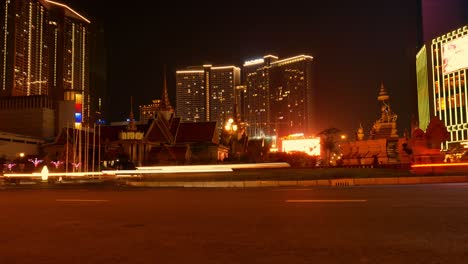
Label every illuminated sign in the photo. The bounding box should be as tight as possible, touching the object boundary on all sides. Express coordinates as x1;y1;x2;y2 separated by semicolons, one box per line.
281;138;320;156
75;94;82;124
442;34;468;74
75;113;82;123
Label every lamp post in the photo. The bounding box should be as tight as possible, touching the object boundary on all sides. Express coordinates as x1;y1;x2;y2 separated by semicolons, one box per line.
224;118;238;159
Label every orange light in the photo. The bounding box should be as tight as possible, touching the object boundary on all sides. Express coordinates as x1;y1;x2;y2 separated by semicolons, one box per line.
411;162;468;168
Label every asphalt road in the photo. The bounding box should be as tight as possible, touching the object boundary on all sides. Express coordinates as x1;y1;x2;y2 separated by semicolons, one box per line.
1;184;467;264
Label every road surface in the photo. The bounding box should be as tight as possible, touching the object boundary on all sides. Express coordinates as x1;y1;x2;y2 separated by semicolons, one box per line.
1;183;467;263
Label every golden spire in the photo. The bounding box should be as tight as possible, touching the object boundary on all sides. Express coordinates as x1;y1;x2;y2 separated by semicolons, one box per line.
377;81;389;102
160;65;173;111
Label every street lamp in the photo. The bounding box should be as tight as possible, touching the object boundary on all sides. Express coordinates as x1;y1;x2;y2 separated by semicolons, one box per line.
223;118;240;160
224;118;238;133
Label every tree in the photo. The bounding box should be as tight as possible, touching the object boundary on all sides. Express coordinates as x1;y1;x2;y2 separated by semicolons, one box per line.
425;117;449;148
317;127;341;166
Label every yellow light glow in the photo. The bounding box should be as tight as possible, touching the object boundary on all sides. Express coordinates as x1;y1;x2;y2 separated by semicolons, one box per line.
41;166;49;181
282;137;320;156
211;66;240;70
243;58;264;66
19;153;25;157
103;168;233;175
136;163;290;170
263;54;279;59
271;55;313;66
176;70;204;74
411;162;468;168
287;133;305;138
4;171;104;178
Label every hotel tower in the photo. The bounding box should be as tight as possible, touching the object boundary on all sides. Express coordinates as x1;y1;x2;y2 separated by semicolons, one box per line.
176;65;241;128
0;0;90;137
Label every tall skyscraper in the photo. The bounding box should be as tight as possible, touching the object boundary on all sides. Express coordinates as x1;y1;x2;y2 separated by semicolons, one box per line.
176;65;240;128
243;54;314;138
0;0;91;136
242;55;277;138
417;25;468;150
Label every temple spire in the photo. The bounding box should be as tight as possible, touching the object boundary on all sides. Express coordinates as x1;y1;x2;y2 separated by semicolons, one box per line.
377;81;389;102
128;96;137;131
160;65;173;111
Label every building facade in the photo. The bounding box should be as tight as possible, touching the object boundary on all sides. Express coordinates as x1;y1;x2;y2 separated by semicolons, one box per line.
243;54;314;139
1;0;91;136
417;25;468;150
176;65;241;128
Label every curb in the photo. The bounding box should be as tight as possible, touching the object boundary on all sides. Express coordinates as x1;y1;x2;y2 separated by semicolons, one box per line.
126;175;468;188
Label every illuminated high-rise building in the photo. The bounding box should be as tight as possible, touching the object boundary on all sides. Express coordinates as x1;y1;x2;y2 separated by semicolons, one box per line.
0;0;91;137
243;54;314;138
417;25;468;150
242;55;277;138
176;65;241;127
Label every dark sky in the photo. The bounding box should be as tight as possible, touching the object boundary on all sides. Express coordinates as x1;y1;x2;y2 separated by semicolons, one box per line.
68;0;425;137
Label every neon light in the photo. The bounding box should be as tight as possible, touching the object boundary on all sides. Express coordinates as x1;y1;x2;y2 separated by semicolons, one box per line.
27;2;32;95
411;162;468;168
176;70;204;74
211;66;240;70
72;162;81;169
3;163;16;171
75;94;82;123
28;158;43;168
263;54;278;59
75;103;82;113
51;160;64;169
71;23;75;90
75;113;82;123
1;0;8;91
44;0;91;23
271;55;313;66
243;58;264;66
38;9;43;94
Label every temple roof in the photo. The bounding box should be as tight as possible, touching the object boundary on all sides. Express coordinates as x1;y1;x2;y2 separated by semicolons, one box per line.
160;66;174;112
176;122;217;143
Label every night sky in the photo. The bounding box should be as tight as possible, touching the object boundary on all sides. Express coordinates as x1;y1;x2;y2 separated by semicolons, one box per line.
67;0;435;137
